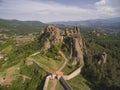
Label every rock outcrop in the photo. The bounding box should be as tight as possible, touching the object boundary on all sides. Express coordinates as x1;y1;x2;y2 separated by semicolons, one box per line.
44;25;63;45
98;52;107;64
0;53;4;60
39;25;86;66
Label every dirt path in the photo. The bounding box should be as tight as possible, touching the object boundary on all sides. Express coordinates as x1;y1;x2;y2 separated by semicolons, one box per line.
17;74;31;83
30;51;40;57
32;51;69;90
50;79;58;90
50;51;68;90
58;51;68;71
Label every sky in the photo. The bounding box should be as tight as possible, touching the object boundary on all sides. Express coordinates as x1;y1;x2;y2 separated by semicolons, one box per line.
0;0;120;22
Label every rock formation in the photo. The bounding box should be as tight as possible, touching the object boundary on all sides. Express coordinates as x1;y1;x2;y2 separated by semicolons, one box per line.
98;52;107;64
39;25;86;66
0;53;4;60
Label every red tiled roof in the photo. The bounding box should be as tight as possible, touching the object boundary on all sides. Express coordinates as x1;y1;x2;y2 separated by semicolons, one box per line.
48;70;64;75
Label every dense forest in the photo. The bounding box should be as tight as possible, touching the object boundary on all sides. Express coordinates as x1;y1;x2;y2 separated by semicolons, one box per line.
81;29;120;90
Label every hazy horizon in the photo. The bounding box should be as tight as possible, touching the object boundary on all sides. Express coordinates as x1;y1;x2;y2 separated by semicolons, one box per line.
0;0;120;23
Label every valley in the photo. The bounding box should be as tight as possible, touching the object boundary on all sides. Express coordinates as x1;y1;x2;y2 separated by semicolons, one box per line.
0;19;120;90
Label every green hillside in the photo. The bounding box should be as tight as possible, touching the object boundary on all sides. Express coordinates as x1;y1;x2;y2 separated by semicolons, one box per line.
0;23;120;90
0;19;46;35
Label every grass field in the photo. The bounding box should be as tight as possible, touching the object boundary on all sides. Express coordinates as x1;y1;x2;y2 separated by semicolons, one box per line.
47;80;64;90
67;75;91;90
27;53;64;71
62;62;80;75
56;81;65;90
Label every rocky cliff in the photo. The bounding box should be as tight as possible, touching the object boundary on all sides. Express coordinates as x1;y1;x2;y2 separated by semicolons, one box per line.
39;25;86;66
98;52;107;64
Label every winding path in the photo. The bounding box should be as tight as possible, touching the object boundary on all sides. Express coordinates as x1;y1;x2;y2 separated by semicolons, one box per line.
16;74;31;83
58;51;68;71
31;51;69;90
29;51;82;90
50;50;68;90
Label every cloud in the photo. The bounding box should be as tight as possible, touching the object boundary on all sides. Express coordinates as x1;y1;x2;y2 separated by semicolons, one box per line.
0;0;120;22
95;0;120;18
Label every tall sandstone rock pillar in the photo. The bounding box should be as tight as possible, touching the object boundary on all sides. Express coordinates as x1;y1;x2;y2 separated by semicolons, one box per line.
39;25;86;66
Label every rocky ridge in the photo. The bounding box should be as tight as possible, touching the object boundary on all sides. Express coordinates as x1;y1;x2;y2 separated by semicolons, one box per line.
39;25;87;66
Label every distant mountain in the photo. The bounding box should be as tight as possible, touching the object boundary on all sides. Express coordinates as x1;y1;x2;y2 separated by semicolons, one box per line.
0;19;46;34
0;19;45;26
50;17;120;31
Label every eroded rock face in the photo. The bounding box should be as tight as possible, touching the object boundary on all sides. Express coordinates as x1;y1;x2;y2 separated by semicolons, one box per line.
40;25;86;66
72;38;84;65
42;39;51;51
44;25;63;45
98;52;107;64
